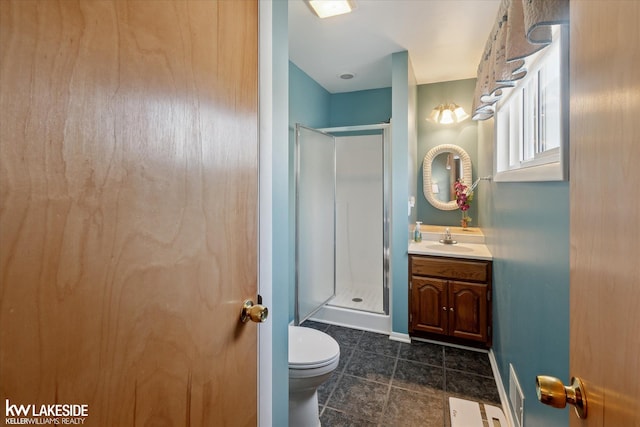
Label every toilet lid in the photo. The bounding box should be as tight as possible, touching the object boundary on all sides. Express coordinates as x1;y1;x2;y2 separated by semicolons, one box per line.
289;326;340;368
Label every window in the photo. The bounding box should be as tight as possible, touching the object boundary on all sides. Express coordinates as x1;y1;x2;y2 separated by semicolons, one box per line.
494;25;568;182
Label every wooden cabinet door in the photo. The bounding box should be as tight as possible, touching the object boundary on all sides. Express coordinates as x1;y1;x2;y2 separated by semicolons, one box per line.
411;277;447;335
448;281;488;343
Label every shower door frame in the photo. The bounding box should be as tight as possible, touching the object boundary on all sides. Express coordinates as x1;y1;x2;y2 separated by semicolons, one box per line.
294;124;337;325
318;123;391;315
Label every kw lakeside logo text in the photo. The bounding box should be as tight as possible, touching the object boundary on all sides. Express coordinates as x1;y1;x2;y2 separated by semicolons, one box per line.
5;399;89;425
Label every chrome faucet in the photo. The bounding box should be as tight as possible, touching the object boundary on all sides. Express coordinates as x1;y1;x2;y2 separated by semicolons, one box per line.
440;227;457;244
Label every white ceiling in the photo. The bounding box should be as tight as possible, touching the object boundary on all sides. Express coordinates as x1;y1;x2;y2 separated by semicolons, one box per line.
288;0;501;93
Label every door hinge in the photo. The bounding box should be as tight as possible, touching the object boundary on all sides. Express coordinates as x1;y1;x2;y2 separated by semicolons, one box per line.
409;280;412;290
487;291;491;301
409;313;413;322
488;326;492;337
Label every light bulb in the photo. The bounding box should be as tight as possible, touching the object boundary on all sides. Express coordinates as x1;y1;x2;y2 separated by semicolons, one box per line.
453;105;470;122
428;107;441;123
439;109;454;124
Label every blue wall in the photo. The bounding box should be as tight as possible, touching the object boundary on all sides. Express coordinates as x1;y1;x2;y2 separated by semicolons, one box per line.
289;63;391;130
477;120;570;427
271;1;290;425
289;62;331;129
416;79;479;226
390;51;412;335
329;88;392;127
488;183;570;427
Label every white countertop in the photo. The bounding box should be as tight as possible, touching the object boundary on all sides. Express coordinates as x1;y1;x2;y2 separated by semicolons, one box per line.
408;240;493;260
408;225;493;260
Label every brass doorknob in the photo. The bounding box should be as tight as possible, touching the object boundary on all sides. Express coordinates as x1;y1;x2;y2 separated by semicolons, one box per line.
241;300;269;323
536;375;587;419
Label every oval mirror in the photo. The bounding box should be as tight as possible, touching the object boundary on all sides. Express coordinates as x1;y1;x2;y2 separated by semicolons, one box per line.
423;144;472;210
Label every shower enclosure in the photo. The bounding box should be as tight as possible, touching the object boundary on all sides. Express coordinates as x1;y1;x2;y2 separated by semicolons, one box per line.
295;123;390;332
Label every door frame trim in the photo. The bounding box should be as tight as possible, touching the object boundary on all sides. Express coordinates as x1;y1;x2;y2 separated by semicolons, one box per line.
258;1;273;425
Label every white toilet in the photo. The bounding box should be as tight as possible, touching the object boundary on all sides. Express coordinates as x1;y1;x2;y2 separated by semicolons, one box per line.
289;325;340;427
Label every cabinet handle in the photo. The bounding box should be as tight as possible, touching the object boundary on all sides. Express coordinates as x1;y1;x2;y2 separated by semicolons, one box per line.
442;306;447;311
449;307;454;311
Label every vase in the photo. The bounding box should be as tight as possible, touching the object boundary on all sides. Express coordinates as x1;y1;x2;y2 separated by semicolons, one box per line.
460;211;470;229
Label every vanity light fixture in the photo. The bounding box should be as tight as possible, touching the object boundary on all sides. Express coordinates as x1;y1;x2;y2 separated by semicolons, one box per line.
306;0;356;19
428;103;470;125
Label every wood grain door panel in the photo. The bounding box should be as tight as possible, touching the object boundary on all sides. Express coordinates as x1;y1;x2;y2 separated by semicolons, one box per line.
448;281;487;343
0;1;258;425
411;277;448;335
570;1;640;425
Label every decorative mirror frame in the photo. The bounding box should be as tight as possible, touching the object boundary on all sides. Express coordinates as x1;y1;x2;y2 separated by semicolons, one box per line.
423;144;472;211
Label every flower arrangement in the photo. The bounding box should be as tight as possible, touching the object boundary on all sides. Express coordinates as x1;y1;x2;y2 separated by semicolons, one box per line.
454;178;480;228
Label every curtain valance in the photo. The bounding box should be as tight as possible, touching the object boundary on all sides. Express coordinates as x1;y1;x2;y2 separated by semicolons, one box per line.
472;0;569;120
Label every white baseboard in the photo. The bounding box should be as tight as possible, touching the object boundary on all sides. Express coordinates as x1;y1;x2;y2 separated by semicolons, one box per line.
488;349;516;427
388;332;411;343
411;337;489;353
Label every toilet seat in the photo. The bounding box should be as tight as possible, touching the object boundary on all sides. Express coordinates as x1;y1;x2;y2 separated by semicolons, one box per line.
288;325;340;426
289;326;340;370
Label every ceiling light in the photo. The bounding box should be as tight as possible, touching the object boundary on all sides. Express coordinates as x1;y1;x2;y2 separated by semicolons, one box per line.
339;72;356;80
427;103;470;125
306;0;355;19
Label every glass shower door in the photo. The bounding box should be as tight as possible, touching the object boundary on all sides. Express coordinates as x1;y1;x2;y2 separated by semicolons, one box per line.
295;124;336;325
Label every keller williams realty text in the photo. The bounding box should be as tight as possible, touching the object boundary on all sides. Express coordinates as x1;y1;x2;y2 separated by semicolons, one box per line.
5;400;89;424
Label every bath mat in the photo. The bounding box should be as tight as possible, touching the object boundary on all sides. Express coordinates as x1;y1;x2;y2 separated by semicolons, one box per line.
449;397;508;427
484;404;509;427
449;397;483;427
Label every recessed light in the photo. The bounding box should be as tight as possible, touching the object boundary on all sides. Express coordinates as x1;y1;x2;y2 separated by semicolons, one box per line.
339;72;356;80
306;0;356;19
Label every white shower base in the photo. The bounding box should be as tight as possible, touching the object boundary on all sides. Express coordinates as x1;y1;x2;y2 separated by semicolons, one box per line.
310;304;390;335
328;283;384;313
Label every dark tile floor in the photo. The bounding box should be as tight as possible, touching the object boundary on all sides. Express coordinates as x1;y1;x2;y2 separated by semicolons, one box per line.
301;321;501;427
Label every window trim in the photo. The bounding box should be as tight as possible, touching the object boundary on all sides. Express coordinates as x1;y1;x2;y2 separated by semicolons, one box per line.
493;24;569;183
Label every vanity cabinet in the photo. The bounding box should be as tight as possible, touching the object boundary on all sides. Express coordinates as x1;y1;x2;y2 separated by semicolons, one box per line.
409;255;492;347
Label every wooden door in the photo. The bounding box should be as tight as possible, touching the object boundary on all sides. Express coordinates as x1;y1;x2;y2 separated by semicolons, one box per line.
0;1;259;426
570;0;640;425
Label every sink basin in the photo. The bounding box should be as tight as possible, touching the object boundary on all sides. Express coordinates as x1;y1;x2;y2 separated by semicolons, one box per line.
422;244;474;253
